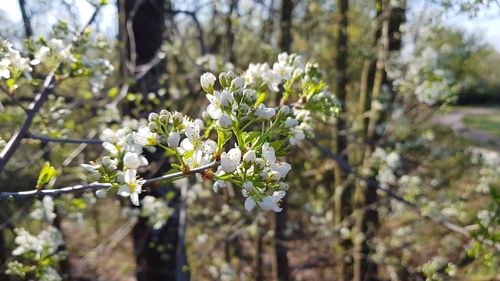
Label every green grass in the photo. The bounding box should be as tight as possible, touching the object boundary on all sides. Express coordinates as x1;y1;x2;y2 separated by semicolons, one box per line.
463;113;500;136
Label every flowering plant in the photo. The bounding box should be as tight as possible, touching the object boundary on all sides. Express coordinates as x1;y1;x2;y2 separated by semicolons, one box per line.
81;53;340;212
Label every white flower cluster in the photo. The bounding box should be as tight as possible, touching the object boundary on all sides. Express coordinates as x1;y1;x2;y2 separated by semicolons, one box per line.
7;196;66;280
12;226;64;259
469;147;500;193
398;175;422;201
0;40;32;85
140;195;174;230
86;58;115;93
214;142;291;212
370;147;402;187
82;54;339;212
82;124;151;206
30;196;57;223
389;44;460;106
244;53;304;92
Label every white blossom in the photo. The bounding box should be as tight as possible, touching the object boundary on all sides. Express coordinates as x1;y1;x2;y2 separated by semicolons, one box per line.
123;152;148;170
220;147;241;173
133;126;157;146
254;104;276;119
117;169;145;206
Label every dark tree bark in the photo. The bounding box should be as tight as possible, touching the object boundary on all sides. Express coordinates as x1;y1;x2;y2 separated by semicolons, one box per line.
18;0;33;39
118;1;189;281
225;0;239;64
274;1;293;281
353;1;406;280
333;1;353;280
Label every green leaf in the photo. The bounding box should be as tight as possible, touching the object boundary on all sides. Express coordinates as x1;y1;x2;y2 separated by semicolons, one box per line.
107;87;118;98
183;150;195;159
36;162;57;190
217;127;232;150
243;131;260;146
256;92;266;106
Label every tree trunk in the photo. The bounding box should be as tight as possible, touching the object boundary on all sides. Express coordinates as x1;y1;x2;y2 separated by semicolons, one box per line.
118;1;189;280
274;1;293;281
353;1;406;280
225;0;238;64
333;1;353;280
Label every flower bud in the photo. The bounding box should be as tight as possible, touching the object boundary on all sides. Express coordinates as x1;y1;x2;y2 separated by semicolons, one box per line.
233;89;243;101
284;118;298;128
231;77;245;89
243;181;254;192
243;150;256;163
220;90;234;108
218;113;232;128
148;122;159;133
225;71;236;82
243;89;257;104
219;72;228;88
278;105;291;116
148;112;160;122
160;109;170;116
255;158;266;169
167;132;180;148
160;114;170;124
173;111;183;123
200;72;216;93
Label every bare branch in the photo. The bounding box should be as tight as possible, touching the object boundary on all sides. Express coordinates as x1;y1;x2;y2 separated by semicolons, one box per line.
307;138;472;239
0;85;29;112
25;132;103;145
0;161;219;199
167;8;207;55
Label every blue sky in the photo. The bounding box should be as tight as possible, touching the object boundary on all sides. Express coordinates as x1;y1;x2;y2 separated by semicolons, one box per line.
0;0;499;51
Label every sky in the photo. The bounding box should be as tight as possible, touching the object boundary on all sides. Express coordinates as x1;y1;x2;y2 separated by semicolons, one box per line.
0;0;499;51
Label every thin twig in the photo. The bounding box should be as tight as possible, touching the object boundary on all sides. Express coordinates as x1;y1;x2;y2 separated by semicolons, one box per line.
0;84;29;112
0;161;219;199
25;132;103;145
307;138;471;239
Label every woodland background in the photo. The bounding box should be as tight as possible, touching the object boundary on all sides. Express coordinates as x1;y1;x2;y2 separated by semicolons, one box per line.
0;0;499;280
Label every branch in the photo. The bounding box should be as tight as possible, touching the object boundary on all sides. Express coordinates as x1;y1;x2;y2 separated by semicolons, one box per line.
0;5;103;173
167;8;207;54
307;138;472;239
0;161;220;199
0;84;28;112
25;132;103;145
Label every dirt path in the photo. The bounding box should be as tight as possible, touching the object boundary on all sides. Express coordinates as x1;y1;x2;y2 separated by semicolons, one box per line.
432;107;500;148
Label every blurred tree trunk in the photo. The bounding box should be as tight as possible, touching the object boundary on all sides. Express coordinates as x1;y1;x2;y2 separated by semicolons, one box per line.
274;1;293;281
225;0;238;64
261;0;276;43
353;1;405;280
255;227;265;281
333;1;353;280
118;1;189;281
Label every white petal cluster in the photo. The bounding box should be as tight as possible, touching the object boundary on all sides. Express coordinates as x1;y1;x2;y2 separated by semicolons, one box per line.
140;196;174;230
0;40;32;82
12;226;64;259
29;196;57;223
370;148;402;187
216;142;291;213
82;53;337;214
